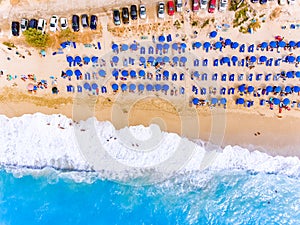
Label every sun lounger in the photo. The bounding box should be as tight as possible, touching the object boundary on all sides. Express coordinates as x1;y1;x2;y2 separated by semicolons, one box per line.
213;59;218;67
167;34;172;42
221;74;226;81
180;87;185;94
275;59;280;66
172;73;177;81
238;74;244;81
265;74;271;81
212;73;218;81
248;44;254;53
228;87;235;95
148;46;154;54
201;88;206;95
239;44;245;52
194;59;200;67
101;86;107;93
97;42;101;50
77;85;82;92
229;74;234;81
256;74;262;81
180;73;184;80
202;73;208;81
273;74;280;81
85;73;91;80
140;47;145;54
298;103;300;108
260;99;265;106
247;74;253;81
220;87;226;95
203;59;208;66
73;42;76;48
240;59;245;67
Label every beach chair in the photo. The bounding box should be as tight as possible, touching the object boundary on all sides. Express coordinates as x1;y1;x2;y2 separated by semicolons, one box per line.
221;74;226;81
260;99;265;106
220;87;226;95
201;88;206;95
238;74;244;81
73;42;77;48
229;74;234;81
180;73;184;80
167;34;172;42
239;44;245;53
203;59;208;66
202;73;208;81
148;46;154;54
248;44;254;53
265;74;272;81
172;73;178;81
77;85;82;93
240;59;245;67
85;73;91;80
97;42;101;50
273;74;280;81
228;87;235;95
213;59;218;67
66;85;70;92
194;59;200;67
275;59;280;66
247;74;253;81
140;47;145;55
180;87;185;94
212;73;218;81
298;103;300;108
101;86;107;93
256;74;262;81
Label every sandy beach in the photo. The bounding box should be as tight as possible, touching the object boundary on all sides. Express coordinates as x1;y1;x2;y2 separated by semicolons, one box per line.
0;0;300;157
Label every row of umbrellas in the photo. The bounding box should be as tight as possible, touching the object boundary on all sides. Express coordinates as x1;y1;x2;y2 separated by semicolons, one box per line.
238;84;300;94
236;97;292;106
192;97;227;105
111;55;187;64
220;55;300;64
111;83;170;92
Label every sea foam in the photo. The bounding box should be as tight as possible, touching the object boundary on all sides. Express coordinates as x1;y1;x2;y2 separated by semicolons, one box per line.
0;113;299;180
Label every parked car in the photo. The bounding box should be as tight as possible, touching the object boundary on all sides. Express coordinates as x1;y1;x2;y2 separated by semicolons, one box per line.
20;18;28;32
260;0;267;3
167;1;175;16
49;15;59;32
219;0;228;11
81;14;89;28
60;17;68;30
29;19;38;29
208;0;216;13
130;5;138;20
37;18;47;33
251;0;259;3
140;5;147;19
11;22;20;36
113;10;121;25
279;0;287;4
158;2;165;19
288;0;295;4
72;15;79;32
176;0;183;12
90;15;97;30
122;7;130;24
200;0;208;9
192;0;200;11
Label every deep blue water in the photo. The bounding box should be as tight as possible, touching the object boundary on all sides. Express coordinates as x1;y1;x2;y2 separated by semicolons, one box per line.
0;169;299;225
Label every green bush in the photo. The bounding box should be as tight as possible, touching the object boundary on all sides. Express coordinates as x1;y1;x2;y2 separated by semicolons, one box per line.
23;28;50;48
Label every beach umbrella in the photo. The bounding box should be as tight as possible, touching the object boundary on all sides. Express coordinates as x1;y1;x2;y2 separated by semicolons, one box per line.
237;98;244;104
74;69;81;76
293;86;300;93
248;86;254;93
287;56;295;63
269;41;277;48
91;56;98;63
259;56;267;62
121;44;129;51
146;84;153;91
163;70;169;77
138;84;144;91
27;83;34;91
289;41;296;47
129;84;136;91
273;98;280;105
155;84;161;91
220;98;227;104
295;71;300;78
162;84;169;91
112;84;118;91
163;56;170;63
285;86;292;93
158;35;165;42
112;44;118;50
181;43;187;49
156;43;163;50
74;56;81;63
83;56;90;63
297;56;300;62
91;83;98;90
112;56;119;63
283;98;290;105
98;69;106;77
297;41;300;47
210;31;217;38
261;42;268;48
194;71;200;77
130;44;137;50
66;56;73;63
215;42;222;49
66;70;73;76
211;98;218;104
140;56;146;64
163;43;170;49
286;71;293;78
266;86;273;92
121;84;127;91
193;42;201;48
112;69;119;77
192;98;200;105
180;56;187;63
222;57;230;63
250;56;257;62
231;56;238;63
84;83;91;90
172;43;178;50
274;86;282;92
130;70;136;77
172;56;179;63
203;42;211;49
231;42;239;49
225;39;232;46
278;41;286;48
238;84;245;92
148;56;155;63
121;70;129;76
139;70;145;77
156;57;163;63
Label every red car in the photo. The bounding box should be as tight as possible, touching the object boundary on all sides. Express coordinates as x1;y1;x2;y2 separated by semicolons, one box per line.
208;0;216;13
167;1;175;16
192;0;200;12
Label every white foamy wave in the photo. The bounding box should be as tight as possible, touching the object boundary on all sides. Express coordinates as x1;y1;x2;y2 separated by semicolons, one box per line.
0;113;299;180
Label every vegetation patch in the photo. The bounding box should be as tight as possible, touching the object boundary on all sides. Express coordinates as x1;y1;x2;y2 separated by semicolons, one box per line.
23;28;50;48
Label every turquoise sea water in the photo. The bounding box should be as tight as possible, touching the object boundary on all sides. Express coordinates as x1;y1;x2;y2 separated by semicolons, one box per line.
0;169;299;225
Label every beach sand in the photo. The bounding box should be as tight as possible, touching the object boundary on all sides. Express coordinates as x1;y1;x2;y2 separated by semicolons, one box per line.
0;0;300;157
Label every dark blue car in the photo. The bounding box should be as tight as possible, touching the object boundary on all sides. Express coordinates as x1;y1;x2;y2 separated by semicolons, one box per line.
90;15;97;30
29;19;38;29
259;0;267;3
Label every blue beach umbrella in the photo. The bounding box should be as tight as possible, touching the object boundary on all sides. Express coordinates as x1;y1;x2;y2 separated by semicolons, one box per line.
210;31;217;38
112;56;119;63
194;42;201;48
83;56;90;63
278;41;286;48
180;57;187;63
192;98;199;105
129;84;136;91
130;44;137;50
266;86;273;92
91;56;98;63
138;84;144;91
297;41;300;47
121;84;127;91
194;71;200;77
74;69;81;76
286;71;293;78
139;70;146;77
289;41;296;47
248;86;254;93
287;56;295;63
297;56;300;62
163;71;169;77
172;43;178;50
250;56;257;62
211;98;218;104
66;70;73;76
203;42;211;49
158;35;165;42
261;42;268;48
66;56;73;63
130;70;136;77
163;43;170;49
155;84;161;91
172;56;179;63
269;41;277;48
181;43;187;49
293;86;300;93
225;39;232;46
98;70;106;77
91;83;98;90
237;98;245;104
285;86;292;93
220;98;227;104
295;71;300;78
215;42;222;49
163;56;170;63
231;42;239;49
83;83;91;90
259;56;267;62
140;56;146;64
121;70;128;77
148;56;155;63
162;84;169;91
283;98;290;105
112;83;118;91
238;84;245;92
112;69;119;77
146;84;153;91
156;44;163;50
222;57;230;63
74;56;81;63
231;56;238;63
121;44;129;51
156;57;163;63
274;86;282;92
112;44;118;50
273;98;280;105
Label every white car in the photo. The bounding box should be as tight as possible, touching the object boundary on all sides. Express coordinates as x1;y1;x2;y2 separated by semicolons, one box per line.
37;18;47;33
219;0;228;11
176;0;183;12
158;2;165;19
288;0;295;4
200;0;208;9
49;15;59;32
140;5;147;19
20;18;28;32
60;17;68;30
279;0;287;5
